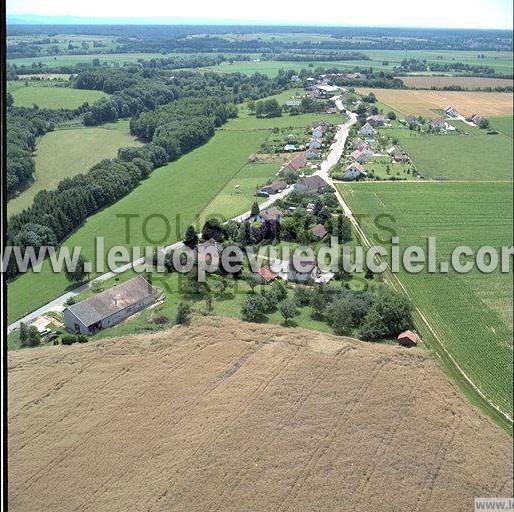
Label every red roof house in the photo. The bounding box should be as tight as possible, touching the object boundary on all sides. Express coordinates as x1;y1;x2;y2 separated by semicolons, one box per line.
397;330;419;348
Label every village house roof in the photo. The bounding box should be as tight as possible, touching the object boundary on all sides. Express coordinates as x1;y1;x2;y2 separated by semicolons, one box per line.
64;275;154;328
345;162;367;175
359;122;376;134
261;181;287;194
351;149;367;161
312;119;332;131
258;265;278;283
367;114;386;125
260;207;282;222
397;330;419;346
299;175;328;192
286;154;308;172
310;224;328;239
405;115;419;125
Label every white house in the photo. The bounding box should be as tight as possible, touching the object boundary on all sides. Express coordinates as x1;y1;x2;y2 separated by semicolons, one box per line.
344;162;367;179
358;122;376;137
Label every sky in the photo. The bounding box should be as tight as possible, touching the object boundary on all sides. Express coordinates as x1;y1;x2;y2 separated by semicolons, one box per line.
6;0;514;29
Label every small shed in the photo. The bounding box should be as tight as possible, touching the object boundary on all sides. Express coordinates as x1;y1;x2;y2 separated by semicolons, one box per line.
258;265;278;284
397;330;420;348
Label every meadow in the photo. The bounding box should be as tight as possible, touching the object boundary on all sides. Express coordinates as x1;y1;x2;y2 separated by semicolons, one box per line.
7;120;141;217
384;119;513;181
337;181;513;415
357;88;514;118
490;115;513;137
8;84;109;109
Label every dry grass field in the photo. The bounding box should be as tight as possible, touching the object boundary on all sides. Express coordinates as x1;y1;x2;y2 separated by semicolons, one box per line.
357;88;513;118
398;76;514;90
9;317;512;512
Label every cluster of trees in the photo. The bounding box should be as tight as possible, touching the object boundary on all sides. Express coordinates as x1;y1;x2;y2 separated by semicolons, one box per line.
250;98;282;118
396;58;497;76
265;51;370;62
6;97;236;280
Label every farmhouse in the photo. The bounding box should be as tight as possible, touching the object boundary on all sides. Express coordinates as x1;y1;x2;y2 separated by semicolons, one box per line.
63;275;155;335
310;223;328;240
260;181;287;195
366;114;386;127
358;122;376;137
344;162;367;179
470;113;488;126
429;118;448;131
287;256;317;283
351;149;370;164
391;149;409;163
405;115;420;128
295;175;328;193
397;330;420;348
444;105;459;118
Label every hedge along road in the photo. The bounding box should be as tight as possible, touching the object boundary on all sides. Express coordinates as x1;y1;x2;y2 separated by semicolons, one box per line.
7;111;357;334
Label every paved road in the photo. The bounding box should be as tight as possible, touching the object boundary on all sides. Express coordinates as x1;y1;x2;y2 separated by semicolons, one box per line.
8;113;356;334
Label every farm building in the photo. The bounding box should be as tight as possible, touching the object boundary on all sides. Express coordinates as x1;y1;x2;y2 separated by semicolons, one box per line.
63;275;156;335
428;118;449;131
344;162;367;179
397;330;420;348
295;175;328;193
260;181;287;195
470;113;488;126
444;106;459;118
358;122;376;137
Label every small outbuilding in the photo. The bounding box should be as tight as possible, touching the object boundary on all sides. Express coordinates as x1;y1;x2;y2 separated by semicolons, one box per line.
397;330;420;348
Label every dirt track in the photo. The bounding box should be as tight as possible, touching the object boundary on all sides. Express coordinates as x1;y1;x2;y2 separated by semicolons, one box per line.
8;316;513;512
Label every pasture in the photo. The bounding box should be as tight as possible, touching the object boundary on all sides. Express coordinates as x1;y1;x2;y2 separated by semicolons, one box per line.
387;120;513;181
7;120;141;217
337;181;513;415
398;76;514;90
356;88;513;118
490;115;513;137
8;84;109;109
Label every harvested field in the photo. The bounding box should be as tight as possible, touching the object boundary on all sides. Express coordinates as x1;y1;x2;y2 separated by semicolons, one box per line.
398;76;514;90
8;317;512;512
357;88;513;118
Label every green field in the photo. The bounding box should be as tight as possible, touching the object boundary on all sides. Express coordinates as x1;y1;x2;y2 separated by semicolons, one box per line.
8;120;141;217
380;120;513;181
490;115;513;137
338;181;513;415
9;85;109;109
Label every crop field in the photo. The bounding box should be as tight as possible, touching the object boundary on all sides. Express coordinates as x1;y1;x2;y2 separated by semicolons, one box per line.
337;181;513;415
8;316;512;511
384;120;513;181
7;120;141;217
8;85;108;109
398;76;514;89
357;88;514;118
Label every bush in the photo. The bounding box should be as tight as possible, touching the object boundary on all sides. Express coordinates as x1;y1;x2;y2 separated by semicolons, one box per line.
176;301;192;325
294;287;312;306
241;295;268;322
77;335;89;343
61;334;77;345
278;299;298;324
325;299;352;336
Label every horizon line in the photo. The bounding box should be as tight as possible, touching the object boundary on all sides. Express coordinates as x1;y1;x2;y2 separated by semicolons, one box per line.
6;15;513;31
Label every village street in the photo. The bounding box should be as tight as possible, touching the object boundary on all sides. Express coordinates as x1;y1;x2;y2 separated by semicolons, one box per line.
8;113;358;333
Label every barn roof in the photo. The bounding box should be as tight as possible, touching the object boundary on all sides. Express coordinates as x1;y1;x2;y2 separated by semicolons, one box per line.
65;275;154;327
398;330;419;344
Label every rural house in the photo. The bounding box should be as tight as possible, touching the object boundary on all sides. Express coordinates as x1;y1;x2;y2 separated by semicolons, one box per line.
351;149;370;164
391;149;409;163
295;175;328;193
444;106;459;118
429;118;448;131
344;162;367;179
366;114;386;127
194;238;222;265
283;154;308;173
63;275;156;335
257;207;283;224
358;122;376;137
312;119;332;134
260;180;287;195
405;115;420;128
309;137;322;149
258;265;279;283
310;223;328;240
305;148;320;160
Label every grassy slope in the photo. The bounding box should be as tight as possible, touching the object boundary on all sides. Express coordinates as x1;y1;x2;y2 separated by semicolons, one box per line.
490;115;513;138
338;181;513;414
8;120;141;217
9;86;109;109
